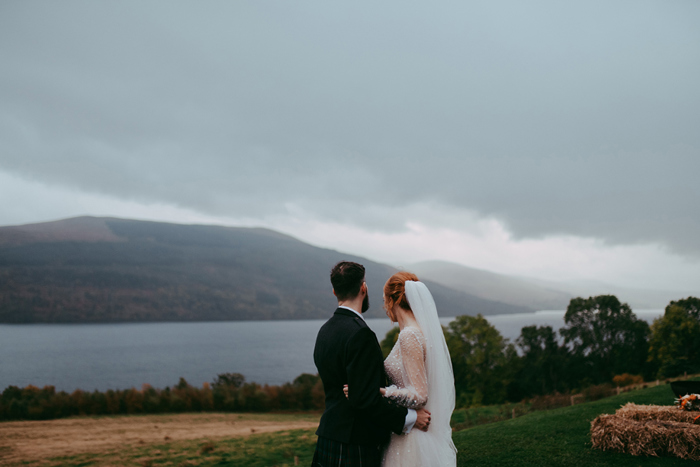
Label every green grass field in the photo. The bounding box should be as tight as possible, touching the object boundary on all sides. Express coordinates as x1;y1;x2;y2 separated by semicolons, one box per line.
32;381;697;467
453;381;697;467
41;428;318;467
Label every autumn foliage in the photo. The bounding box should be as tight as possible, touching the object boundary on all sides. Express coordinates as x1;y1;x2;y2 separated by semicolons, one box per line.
0;373;324;421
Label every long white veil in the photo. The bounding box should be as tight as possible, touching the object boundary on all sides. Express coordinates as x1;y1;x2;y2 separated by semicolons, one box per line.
404;280;457;461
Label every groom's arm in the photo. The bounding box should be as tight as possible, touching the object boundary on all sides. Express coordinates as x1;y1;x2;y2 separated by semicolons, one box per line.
346;327;409;435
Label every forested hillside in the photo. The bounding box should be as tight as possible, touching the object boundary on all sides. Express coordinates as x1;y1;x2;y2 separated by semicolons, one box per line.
0;217;531;323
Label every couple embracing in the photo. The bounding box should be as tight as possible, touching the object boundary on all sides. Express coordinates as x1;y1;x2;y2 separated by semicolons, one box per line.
312;261;457;467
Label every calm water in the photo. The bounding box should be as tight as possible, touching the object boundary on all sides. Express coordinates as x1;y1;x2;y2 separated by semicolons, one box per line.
0;310;663;392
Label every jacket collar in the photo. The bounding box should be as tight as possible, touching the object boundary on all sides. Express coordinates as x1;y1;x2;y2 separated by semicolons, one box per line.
334;307;365;321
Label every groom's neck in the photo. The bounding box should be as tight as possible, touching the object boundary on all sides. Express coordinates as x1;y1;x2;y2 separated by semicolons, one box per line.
338;296;364;314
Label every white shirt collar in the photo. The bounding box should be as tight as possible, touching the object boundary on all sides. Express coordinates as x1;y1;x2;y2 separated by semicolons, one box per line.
338;305;365;321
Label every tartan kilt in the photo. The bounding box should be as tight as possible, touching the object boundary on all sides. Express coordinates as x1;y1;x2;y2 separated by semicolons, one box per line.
312;436;383;467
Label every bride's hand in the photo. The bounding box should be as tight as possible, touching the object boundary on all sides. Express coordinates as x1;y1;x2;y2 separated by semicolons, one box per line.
380;387;386;396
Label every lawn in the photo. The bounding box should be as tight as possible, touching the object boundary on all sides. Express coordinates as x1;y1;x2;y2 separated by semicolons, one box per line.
18;380;699;466
1;412;319;467
40;428;318;467
453;380;698;466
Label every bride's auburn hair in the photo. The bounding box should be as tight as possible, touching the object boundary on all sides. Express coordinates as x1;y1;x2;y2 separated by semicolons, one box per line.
384;271;420;321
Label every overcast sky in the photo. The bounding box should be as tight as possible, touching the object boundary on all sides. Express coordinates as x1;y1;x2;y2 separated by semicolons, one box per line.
1;1;699;291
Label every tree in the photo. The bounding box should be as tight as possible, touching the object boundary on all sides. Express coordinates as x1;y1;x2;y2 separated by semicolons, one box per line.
560;295;649;385
380;327;400;359
292;373;323;410
510;325;567;399
445;314;512;406
212;373;245;389
648;297;700;378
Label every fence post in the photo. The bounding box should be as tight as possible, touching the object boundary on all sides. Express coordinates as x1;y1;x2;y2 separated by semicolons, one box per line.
571;394;583;406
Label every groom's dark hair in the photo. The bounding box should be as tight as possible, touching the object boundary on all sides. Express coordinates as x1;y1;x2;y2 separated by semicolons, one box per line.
330;261;365;301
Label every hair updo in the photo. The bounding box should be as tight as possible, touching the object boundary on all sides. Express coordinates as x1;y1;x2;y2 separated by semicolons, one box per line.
383;271;420;321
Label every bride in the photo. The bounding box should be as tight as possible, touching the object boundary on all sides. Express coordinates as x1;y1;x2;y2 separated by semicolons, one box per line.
346;272;457;466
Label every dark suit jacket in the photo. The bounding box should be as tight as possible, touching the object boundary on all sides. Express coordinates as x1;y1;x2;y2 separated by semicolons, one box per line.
314;308;408;446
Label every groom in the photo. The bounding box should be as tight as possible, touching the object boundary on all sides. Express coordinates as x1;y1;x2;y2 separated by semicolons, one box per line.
312;261;431;467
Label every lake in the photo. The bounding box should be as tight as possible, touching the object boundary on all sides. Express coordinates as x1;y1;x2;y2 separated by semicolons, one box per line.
0;309;663;392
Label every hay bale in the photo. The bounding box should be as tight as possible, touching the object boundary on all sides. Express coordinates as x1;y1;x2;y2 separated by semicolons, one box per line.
591;413;700;460
591;414;664;458
616;403;698;424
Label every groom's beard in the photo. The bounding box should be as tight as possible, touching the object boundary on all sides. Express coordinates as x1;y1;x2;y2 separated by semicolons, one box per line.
361;293;370;313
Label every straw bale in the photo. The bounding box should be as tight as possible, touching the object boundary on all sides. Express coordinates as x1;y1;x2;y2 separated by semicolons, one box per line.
616;403;698;424
591;413;700;460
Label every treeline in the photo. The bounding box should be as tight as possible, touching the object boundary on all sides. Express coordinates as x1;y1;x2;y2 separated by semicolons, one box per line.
438;295;699;407
2;295;697;421
0;373;323;422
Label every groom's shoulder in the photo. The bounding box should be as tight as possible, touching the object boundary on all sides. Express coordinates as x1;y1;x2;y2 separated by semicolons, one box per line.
326;309;371;333
318;313;377;352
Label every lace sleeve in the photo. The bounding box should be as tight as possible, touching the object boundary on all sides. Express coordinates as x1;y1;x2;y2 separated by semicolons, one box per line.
384;328;428;409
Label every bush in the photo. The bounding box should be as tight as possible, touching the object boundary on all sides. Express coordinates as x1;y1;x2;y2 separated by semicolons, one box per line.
612;373;644;388
582;383;614;402
528;392;572;411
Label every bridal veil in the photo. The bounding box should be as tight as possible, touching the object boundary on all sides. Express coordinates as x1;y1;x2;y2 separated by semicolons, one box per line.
404;280;457;464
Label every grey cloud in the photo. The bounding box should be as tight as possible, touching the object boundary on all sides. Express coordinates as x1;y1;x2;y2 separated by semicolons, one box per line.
1;1;699;252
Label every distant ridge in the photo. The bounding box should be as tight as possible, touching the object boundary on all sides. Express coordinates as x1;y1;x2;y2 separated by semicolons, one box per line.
0;217;124;245
409;260;696;310
0;217;532;323
409;260;573;310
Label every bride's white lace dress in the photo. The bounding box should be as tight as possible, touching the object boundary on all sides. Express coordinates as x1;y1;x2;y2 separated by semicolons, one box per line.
382;325;457;466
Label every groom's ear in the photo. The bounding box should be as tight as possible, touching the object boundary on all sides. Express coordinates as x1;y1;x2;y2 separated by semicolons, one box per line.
332;288;337;297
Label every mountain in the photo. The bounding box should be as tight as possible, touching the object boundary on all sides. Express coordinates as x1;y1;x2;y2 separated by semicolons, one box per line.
409;261;573;310
409;260;697;311
0;217;531;323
